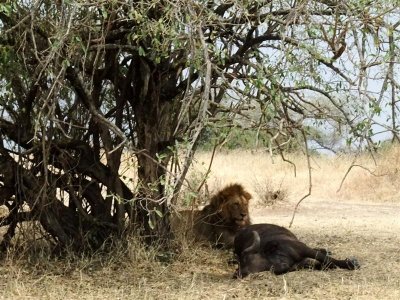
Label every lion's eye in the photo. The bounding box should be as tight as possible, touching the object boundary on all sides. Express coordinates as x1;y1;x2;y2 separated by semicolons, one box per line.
234;203;240;207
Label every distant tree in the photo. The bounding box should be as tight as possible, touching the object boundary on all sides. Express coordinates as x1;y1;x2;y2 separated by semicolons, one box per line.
0;1;399;251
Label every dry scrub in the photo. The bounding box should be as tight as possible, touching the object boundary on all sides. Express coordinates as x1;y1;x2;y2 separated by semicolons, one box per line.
1;148;400;299
188;147;400;206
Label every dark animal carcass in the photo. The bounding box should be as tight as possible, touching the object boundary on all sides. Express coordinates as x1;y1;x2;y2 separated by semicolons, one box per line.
233;223;360;278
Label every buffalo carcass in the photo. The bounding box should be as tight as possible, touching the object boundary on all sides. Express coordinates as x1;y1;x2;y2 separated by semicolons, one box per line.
233;224;360;278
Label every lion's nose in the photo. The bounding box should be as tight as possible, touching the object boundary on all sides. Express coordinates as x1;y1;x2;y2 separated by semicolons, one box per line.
240;213;247;218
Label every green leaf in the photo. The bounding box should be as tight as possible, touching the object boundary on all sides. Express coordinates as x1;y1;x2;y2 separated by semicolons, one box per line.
154;209;163;218
62;59;70;68
101;9;108;19
148;218;155;230
138;46;146;56
0;4;12;16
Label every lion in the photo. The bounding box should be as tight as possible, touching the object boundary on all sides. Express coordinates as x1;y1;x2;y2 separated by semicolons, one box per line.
177;183;252;249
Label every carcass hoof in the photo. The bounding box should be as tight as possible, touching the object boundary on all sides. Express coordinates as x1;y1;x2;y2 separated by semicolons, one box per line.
346;257;360;270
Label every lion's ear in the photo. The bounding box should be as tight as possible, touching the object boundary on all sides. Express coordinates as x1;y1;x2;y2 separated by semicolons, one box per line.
243;191;252;200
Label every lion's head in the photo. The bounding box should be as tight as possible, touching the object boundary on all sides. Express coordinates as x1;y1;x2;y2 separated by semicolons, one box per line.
209;183;252;227
192;183;252;248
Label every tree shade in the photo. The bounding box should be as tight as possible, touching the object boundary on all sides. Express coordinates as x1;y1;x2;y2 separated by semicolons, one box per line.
0;1;399;251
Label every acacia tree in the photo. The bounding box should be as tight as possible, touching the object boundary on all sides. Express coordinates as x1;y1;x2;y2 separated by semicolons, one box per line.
0;1;399;251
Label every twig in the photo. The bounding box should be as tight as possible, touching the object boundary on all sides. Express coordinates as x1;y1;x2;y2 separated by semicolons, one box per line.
289;130;311;228
196;137;224;194
65;67;127;151
337;163;386;193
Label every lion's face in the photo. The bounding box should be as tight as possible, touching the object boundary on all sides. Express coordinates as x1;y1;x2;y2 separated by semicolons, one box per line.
220;193;250;226
212;184;252;226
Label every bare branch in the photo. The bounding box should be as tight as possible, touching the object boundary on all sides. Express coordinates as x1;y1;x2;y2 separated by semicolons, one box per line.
289;130;312;228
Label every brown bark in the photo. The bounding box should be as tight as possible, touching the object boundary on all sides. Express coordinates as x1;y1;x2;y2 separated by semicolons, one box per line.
130;58;176;246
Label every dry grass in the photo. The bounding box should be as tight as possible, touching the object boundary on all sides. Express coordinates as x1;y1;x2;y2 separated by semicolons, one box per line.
1;147;400;299
189;147;400;205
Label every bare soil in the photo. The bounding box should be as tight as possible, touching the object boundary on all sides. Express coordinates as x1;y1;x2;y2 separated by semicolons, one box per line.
253;199;400;238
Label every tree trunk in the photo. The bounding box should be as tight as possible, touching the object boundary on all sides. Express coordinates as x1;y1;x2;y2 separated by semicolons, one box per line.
134;124;174;247
131;58;175;246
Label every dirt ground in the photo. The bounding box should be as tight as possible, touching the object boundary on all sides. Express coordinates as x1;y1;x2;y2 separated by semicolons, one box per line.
253;199;400;239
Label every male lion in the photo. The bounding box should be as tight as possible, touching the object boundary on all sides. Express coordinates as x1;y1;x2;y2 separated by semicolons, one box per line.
192;183;252;249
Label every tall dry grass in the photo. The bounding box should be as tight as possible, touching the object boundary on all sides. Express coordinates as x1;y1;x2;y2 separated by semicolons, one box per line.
1;147;400;299
188;146;400;205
